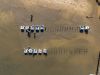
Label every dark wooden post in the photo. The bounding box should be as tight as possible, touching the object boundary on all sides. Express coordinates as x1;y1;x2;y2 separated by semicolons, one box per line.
96;52;100;75
30;15;33;22
96;0;98;3
34;33;36;39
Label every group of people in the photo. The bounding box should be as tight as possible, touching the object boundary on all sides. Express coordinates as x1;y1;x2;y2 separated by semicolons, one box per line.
20;25;46;33
80;25;90;34
20;25;46;38
24;47;48;56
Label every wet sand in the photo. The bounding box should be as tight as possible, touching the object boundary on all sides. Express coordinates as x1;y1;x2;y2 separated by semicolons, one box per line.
0;0;100;75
